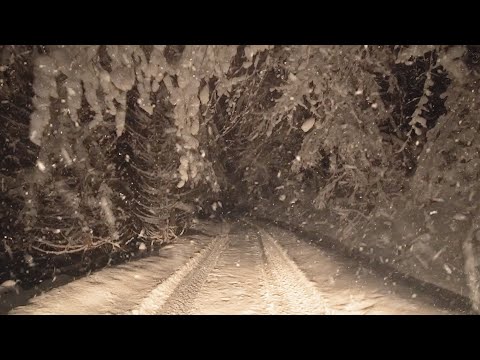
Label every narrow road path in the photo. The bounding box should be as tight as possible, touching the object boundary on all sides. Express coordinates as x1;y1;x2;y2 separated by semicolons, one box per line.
9;220;463;315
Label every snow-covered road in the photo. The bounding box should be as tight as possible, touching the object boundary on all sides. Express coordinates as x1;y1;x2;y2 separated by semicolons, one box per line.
8;220;464;314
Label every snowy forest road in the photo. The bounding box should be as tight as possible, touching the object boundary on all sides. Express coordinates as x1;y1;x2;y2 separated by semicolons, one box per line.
8;220;466;315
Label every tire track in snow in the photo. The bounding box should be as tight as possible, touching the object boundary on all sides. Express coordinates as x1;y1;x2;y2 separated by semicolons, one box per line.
128;224;230;315
154;221;331;315
250;223;332;314
261;224;455;314
183;227;269;314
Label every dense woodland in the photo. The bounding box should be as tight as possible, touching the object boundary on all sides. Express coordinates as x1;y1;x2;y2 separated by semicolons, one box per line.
1;45;480;309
